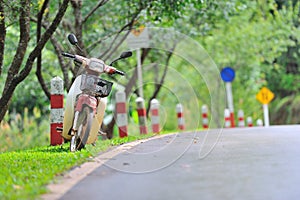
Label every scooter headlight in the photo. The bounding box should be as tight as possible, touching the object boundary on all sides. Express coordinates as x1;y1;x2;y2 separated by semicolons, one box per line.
88;58;105;73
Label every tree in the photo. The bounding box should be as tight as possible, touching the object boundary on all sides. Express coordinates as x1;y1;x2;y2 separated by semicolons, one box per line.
30;0;209;137
266;0;300;97
198;0;299;123
5;0;295;132
0;0;250;129
0;0;70;123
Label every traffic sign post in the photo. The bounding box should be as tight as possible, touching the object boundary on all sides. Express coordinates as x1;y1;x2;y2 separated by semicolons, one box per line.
136;48;143;98
263;104;270;127
221;67;235;127
127;25;149;98
256;87;275;127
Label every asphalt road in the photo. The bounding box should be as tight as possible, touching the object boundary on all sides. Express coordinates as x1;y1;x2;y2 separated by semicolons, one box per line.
56;125;300;200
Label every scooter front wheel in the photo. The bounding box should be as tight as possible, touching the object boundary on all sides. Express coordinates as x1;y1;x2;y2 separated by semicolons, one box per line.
69;106;94;152
70;135;77;152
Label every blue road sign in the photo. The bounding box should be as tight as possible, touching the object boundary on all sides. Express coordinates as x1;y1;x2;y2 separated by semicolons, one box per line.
221;67;235;82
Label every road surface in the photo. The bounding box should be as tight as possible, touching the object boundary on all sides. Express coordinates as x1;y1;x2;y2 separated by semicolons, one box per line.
46;125;300;200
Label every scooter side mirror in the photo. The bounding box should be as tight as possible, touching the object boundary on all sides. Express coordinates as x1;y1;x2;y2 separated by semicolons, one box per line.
68;34;78;45
109;51;132;66
120;51;132;59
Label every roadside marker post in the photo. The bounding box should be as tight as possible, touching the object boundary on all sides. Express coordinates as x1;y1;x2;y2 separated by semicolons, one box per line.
238;109;245;127
224;109;231;128
50;76;64;145
256;87;275;127
176;104;185;130
221;67;235;127
116;91;128;138
150;99;160;133
257;119;263;127
202;105;209;129
247;117;253;127
136;97;148;134
263;104;270;127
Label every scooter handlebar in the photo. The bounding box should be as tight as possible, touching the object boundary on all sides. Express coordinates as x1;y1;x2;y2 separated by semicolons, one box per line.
62;52;75;58
114;69;125;76
62;52;83;64
62;52;125;75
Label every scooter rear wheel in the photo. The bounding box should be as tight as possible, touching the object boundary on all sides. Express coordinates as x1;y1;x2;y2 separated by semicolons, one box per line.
70;106;94;152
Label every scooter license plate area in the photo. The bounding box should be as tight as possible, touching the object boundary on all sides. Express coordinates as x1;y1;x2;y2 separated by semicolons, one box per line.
80;74;113;97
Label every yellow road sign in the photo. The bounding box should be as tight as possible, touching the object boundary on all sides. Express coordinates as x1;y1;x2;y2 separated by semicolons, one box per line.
256;87;275;104
127;23;149;49
131;25;145;36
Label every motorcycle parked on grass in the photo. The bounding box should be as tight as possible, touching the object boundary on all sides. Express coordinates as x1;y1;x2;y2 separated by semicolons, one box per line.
60;34;132;152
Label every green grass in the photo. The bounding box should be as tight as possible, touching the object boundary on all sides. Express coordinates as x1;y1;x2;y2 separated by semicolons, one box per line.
0;134;160;200
0;107;178;199
0;108;50;152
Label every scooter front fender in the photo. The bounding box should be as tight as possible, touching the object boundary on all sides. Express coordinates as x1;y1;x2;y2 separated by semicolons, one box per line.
75;94;97;113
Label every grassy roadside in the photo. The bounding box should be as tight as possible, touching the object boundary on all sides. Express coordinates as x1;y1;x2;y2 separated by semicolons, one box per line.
0;134;160;200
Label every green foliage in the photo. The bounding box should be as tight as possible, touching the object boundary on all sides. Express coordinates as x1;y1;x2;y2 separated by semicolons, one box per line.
280;74;300;92
1;0;300;146
197;0;298;121
0;107;49;152
271;95;300;124
264;0;300;97
9;77;50;116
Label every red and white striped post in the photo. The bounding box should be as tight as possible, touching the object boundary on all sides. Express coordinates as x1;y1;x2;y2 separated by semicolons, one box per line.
224;109;231;128
136;97;148;134
202;105;208;129
176;104;185;130
150;99;160;134
116;91;128;138
247;116;253;127
50;76;64;145
238;109;245;127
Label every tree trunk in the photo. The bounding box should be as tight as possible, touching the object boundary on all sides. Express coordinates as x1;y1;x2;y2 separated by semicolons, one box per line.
0;0;31;122
50;37;72;91
146;45;176;116
3;0;31;92
71;0;87;57
30;17;72;91
36;0;51;100
0;0;6;76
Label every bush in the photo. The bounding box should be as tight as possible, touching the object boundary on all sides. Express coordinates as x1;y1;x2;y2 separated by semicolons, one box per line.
0;107;49;152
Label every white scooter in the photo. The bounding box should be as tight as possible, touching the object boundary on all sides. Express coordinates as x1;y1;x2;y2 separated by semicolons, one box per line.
60;34;132;152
